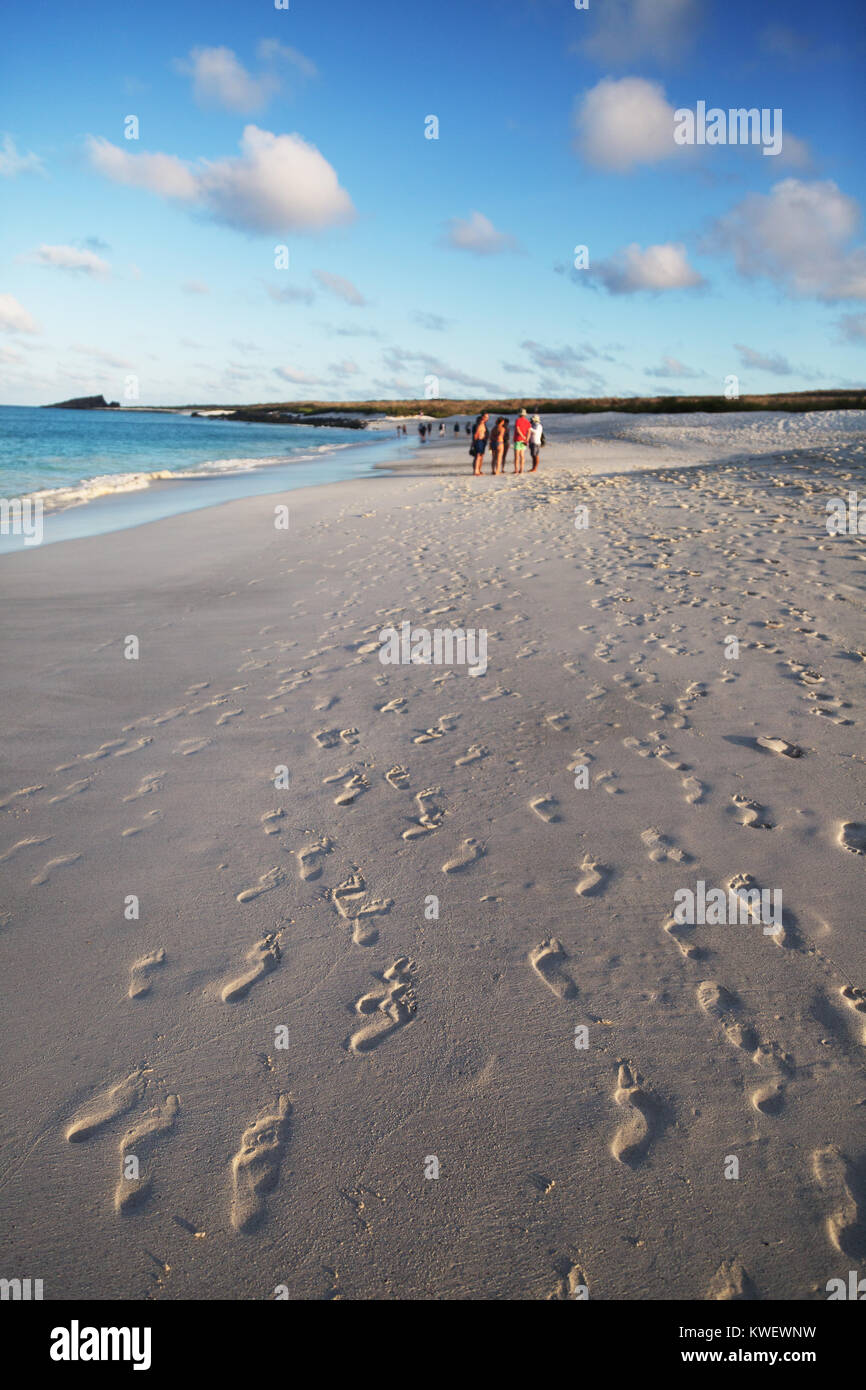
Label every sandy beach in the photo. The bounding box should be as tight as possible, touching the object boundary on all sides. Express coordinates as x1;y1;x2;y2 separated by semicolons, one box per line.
1;412;864;1301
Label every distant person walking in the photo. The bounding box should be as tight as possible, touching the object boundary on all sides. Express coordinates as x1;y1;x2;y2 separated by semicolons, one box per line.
471;411;489;476
500;417;511;471
513;408;531;474
419;422;427;442
528;414;543;472
454;422;460;433
490;417;506;475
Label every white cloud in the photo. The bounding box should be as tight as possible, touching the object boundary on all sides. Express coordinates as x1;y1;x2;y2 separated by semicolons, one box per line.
178;46;275;112
176;43;317;113
519;340;607;392
274;365;323;385
581;0;703;66
575;77;679;172
257;39;317;80
265;283;316;305
182;280;210;294
0;134;43;177
412;311;449;331
27;244;110;276
645;356;703;378
586;242;705;294
707;179;866;302
70;343;136;369
382;347;502;392
777;132;813;171
734;344;793;375
0;293;40;333
88;126;355;234
442;211;519;255
88;138;198;199
312;270;365;305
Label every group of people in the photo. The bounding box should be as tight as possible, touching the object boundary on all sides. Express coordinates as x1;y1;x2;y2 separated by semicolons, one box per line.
409;409;545;476
470;408;544;476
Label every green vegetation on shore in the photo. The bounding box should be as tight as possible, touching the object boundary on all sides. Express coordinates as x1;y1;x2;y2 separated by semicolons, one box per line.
44;388;865;421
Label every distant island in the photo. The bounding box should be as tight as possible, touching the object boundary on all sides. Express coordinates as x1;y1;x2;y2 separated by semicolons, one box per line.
41;389;866;417
44;394;121;410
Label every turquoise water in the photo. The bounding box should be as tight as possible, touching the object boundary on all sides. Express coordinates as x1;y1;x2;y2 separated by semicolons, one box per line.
0;406;409;550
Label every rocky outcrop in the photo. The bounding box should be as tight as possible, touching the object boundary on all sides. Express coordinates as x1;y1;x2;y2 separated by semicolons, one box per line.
44;395;120;409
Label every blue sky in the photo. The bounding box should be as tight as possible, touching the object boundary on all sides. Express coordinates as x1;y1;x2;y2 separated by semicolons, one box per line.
1;0;865;405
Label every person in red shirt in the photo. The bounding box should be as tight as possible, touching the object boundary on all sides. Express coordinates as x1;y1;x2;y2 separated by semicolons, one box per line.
513;408;531;474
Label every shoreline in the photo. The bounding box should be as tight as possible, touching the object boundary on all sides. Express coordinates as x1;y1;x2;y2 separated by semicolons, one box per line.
5;407;866;555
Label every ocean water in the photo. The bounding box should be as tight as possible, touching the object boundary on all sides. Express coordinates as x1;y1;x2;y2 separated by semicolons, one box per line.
0;406;409;551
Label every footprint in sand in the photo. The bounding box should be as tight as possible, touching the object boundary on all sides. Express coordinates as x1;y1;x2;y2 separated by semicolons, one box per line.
812;1146;866;1259
442;838;484;874
296;836;332;880
221;935;281;1003
756;735;803;758
681;775;705;805
67;1069;146;1143
529;939;577;1000
0;784;44;810
261;809;285;836
331;869;392;945
376;697;406;715
121;810;162;837
230;1094;292;1233
403;787;445;839
530;795;560;823
0;835;52;864
236;867;286;904
840;986;866;1043
128;948;166;1000
611;1062;657;1167
349;959;416;1054
114;1094;178;1214
313;728;341;750
838;822;866;856
454;745;487;767
31;852;81;886
174;738;212;756
114;737;152;758
122;773;164;803
696;981;757;1053
333;771;369;806
48;778;92;805
593;770;621;795
385;765;410;790
731;794;774;829
640;827;689;863
750;1042;793;1115
547;1262;589;1300
575;855;610;897
663;914;701;959
707;1259;756;1301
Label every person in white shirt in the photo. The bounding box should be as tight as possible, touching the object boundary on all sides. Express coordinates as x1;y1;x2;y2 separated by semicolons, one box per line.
528;415;544;472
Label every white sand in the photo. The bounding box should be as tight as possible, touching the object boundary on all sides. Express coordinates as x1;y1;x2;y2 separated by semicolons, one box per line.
1;411;864;1300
